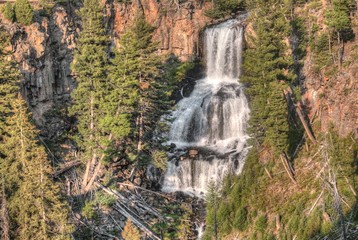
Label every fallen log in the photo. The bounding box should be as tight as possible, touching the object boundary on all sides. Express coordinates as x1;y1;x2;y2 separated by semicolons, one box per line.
53;161;81;177
117;182;173;200
114;203;161;240
295;103;317;145
280;154;297;184
95;182;165;220
307;190;324;215
283;89;317;145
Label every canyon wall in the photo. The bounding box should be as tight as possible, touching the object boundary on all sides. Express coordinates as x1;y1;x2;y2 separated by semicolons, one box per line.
0;0;213;133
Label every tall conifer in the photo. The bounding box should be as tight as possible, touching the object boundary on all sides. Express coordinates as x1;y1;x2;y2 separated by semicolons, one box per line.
2;96;73;240
0;27;19;240
70;0;110;189
109;14;161;159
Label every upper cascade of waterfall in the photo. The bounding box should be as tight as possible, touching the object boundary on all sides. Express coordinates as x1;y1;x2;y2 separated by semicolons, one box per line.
167;19;249;151
162;18;250;197
205;19;243;81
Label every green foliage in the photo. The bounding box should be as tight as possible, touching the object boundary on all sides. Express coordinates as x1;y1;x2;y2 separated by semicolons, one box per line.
82;201;97;219
324;0;353;42
203;181;220;240
95;192;116;208
233;206;248;231
255;215;267;232
0;28;19;134
311;32;332;73
14;0;33;25
70;0;110;163
205;0;245;19
151;149;168;170
0;28;73;239
0;98;73;239
241;0;295;154
1;2;15;22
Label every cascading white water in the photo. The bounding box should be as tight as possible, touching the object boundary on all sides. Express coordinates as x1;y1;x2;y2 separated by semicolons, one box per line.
162;19;250;197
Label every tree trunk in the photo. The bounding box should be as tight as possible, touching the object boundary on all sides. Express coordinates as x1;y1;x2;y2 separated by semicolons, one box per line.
40;163;47;235
1;177;10;240
83;92;96;188
137;111;144;153
295;103;317;145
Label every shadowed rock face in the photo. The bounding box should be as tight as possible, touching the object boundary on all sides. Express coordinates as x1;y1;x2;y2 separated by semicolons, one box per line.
7;5;77;127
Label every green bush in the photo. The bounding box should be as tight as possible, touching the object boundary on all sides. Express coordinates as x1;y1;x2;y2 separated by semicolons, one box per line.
234;206;248;231
82;201;97;219
151;149;168;170
205;0;245;19
1;2;15;22
14;0;33;26
255;215;268;233
95;192;116;207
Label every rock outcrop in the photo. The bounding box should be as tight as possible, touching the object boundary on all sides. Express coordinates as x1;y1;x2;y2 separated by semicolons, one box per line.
114;0;212;61
0;0;214;130
2;6;78;128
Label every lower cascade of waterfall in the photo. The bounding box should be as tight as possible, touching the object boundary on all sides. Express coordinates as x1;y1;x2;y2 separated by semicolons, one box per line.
162;19;250;197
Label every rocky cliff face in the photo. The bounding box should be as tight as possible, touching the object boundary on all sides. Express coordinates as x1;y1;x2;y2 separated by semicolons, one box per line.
297;5;358;137
1;5;78;137
0;0;213;133
114;0;212;61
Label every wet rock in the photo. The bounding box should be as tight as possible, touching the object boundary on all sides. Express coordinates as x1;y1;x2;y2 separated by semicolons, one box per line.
146;164;162;183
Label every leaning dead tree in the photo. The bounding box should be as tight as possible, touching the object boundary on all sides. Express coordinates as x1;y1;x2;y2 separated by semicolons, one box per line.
283;88;317;145
320;136;347;240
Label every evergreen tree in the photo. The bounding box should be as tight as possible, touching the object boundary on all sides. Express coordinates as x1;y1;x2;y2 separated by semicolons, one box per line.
203;181;220;240
69;0;110;189
0;28;19;137
0;27;72;239
121;219;141;240
241;0;295;154
205;0;245;19
1;2;15;22
109;14;162;160
1;95;73;240
14;0;33;25
0;27;19;240
325;0;352;43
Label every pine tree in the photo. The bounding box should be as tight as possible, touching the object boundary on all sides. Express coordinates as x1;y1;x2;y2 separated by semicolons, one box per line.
0;28;19;137
0;26;19;240
1;2;15;22
1;95;73;240
325;0;352;43
203;181;220;240
241;0;295;154
69;0;110;190
14;0;33;25
109;14;162;160
121;219;141;240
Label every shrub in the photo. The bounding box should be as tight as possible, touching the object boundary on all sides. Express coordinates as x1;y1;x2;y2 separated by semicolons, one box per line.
151;149;168;170
255;215;268;233
82;201;97;219
14;0;33;26
121;219;141;240
1;2;15;22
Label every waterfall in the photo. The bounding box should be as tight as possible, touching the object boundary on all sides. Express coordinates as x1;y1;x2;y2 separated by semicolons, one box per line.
162;19;250;197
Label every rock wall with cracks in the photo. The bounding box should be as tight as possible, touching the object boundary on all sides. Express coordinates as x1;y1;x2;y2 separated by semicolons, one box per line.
0;0;214;137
